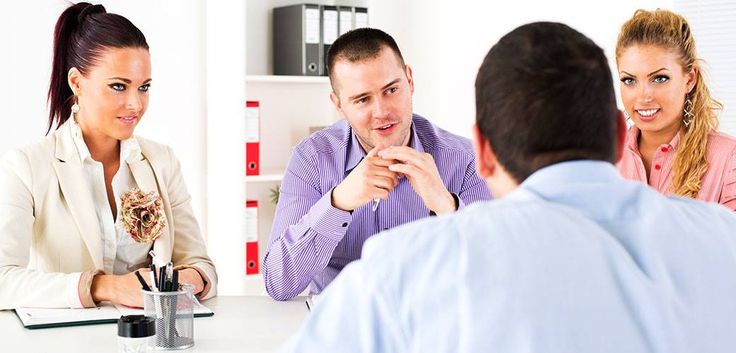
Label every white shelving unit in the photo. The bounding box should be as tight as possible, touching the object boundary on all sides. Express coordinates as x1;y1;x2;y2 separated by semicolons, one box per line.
245;77;338;283
245;173;285;182
246;75;330;84
245;0;368;294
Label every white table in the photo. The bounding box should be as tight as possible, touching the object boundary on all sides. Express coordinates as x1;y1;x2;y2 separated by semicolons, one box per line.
0;296;309;353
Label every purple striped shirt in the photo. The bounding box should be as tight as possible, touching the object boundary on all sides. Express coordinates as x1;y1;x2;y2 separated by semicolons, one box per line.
263;114;492;300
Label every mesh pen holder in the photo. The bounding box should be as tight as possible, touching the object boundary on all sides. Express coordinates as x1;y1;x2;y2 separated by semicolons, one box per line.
142;285;196;350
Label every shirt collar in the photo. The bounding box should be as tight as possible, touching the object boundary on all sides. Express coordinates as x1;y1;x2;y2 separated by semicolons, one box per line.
509;160;631;221
344;119;423;172
625;125;681;154
120;135;142;163
521;160;621;191
69;116;142;164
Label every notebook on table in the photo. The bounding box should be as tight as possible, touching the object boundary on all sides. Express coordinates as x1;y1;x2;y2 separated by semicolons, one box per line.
14;301;213;329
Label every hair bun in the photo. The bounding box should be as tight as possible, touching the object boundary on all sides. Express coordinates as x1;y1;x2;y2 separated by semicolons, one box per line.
77;3;107;22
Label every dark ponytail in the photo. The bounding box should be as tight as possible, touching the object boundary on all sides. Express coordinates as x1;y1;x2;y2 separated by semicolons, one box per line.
47;2;149;133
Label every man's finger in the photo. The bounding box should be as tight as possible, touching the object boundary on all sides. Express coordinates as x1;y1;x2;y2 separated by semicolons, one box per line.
372;176;397;192
378;146;426;166
369;186;390;200
366;146;380;158
367;143;389;158
367;156;400;167
388;163;420;178
368;166;399;181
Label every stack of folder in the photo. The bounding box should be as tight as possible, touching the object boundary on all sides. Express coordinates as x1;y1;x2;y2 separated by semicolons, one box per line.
273;4;369;76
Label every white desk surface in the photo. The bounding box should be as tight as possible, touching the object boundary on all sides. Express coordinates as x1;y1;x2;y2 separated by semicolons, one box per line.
0;296;309;353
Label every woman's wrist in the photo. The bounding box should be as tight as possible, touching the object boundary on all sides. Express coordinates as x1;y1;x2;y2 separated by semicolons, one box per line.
91;274;115;303
179;267;206;295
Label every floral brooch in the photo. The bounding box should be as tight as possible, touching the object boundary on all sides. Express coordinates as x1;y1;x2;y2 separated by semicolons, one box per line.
120;188;166;243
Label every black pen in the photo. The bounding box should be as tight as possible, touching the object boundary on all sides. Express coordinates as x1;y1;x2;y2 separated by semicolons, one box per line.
171;269;179;292
164;262;173;291
150;263;158;287
159;267;167;292
134;270;151;291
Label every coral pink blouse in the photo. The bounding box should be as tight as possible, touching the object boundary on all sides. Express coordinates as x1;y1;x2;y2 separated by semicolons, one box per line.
617;126;736;211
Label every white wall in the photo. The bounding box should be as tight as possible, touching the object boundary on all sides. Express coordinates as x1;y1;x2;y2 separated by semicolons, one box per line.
368;0;673;138
0;0;208;239
1;1;61;155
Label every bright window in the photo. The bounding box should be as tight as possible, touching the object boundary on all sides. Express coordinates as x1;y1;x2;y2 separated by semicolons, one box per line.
675;1;736;135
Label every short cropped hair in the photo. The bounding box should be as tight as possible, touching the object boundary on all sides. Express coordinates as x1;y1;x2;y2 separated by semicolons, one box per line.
475;22;618;182
326;27;405;92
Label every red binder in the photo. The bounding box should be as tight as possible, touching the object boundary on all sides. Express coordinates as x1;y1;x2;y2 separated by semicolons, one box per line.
246;242;259;275
245;200;259;275
246;101;260;176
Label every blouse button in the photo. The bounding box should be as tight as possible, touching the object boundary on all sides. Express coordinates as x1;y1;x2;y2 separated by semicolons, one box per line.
654;164;662;170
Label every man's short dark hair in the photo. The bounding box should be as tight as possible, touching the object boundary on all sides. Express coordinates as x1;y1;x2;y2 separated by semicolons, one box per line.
327;28;405;91
475;22;618;183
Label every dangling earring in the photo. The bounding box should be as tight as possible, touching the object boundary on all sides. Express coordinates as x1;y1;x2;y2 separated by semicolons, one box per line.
624;110;632;123
683;97;694;128
71;95;80;115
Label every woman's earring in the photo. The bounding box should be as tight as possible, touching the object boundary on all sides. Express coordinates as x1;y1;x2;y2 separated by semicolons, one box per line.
683;98;694;128
71;97;80;114
624;110;632;122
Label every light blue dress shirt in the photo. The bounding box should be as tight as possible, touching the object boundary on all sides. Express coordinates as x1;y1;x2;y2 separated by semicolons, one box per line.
281;161;736;353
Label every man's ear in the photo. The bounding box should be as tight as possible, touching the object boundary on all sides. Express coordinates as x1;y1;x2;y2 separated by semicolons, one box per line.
330;91;345;118
472;124;496;178
67;67;82;96
614;110;627;163
404;64;414;94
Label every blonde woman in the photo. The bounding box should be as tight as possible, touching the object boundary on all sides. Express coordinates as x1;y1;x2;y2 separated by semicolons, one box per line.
616;9;736;210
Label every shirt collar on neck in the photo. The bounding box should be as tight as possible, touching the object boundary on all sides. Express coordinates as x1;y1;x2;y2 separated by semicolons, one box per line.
69;117;142;164
626;125;682;154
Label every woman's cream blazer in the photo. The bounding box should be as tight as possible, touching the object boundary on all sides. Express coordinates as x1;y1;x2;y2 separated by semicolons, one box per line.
0;120;217;309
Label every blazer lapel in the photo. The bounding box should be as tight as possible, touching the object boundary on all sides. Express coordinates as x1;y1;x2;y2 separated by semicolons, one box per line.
52;122;104;270
128;156;158;195
128;154;173;262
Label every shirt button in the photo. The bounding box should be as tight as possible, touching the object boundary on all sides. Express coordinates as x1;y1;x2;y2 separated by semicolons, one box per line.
341;222;348;227
660;147;669;152
654;164;661;170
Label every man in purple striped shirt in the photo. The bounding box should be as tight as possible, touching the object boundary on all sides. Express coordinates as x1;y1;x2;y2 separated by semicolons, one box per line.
263;28;491;301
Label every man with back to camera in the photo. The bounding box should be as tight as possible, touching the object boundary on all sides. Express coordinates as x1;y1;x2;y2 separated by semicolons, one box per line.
279;22;736;352
262;28;492;301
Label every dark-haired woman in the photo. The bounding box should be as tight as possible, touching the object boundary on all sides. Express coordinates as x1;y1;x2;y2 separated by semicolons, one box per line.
0;3;217;309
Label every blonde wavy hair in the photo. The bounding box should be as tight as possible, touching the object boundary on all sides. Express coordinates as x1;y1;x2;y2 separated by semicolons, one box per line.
616;9;722;198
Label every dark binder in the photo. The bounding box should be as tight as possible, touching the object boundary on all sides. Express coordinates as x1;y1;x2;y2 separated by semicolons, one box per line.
273;4;322;76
